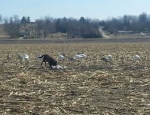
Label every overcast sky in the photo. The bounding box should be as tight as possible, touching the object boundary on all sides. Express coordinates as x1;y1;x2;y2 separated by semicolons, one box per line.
0;0;150;21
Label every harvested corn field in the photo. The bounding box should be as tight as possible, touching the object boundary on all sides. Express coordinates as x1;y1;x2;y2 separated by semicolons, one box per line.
0;43;150;115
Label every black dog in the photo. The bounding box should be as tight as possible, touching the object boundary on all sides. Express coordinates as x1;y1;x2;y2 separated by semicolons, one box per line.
38;54;57;69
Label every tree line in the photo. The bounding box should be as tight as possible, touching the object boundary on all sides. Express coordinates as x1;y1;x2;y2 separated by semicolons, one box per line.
0;12;150;39
100;12;150;34
0;15;102;39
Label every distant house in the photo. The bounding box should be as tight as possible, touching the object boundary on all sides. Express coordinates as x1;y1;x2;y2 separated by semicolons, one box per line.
19;22;36;38
19;30;30;37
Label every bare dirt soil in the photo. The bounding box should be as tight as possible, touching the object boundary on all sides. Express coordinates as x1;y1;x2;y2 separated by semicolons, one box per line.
0;43;150;114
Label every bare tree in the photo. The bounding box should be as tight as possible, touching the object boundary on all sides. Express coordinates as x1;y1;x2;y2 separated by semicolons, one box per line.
43;17;56;39
3;15;21;38
48;21;56;38
67;18;80;38
35;16;55;39
43;17;49;39
35;19;43;38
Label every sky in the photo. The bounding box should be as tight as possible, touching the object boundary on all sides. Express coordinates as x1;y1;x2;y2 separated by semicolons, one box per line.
0;0;150;21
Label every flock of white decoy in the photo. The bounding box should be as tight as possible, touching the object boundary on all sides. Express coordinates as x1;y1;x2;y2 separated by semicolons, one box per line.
58;52;87;61
6;53;30;63
6;53;88;61
5;52;141;69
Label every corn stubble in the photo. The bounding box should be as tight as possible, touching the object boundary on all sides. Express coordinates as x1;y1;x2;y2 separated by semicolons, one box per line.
0;43;150;115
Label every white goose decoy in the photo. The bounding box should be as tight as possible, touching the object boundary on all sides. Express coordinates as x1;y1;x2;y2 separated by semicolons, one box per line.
79;53;87;57
107;55;112;60
73;53;86;60
18;53;29;61
24;54;29;60
52;65;64;69
58;52;65;60
133;55;140;60
101;55;112;63
101;57;109;63
73;54;82;60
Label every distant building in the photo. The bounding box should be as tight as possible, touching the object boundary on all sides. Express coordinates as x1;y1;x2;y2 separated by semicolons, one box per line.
118;31;134;34
19;30;30;37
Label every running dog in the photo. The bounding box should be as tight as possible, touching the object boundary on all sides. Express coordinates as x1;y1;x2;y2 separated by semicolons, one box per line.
38;54;57;69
